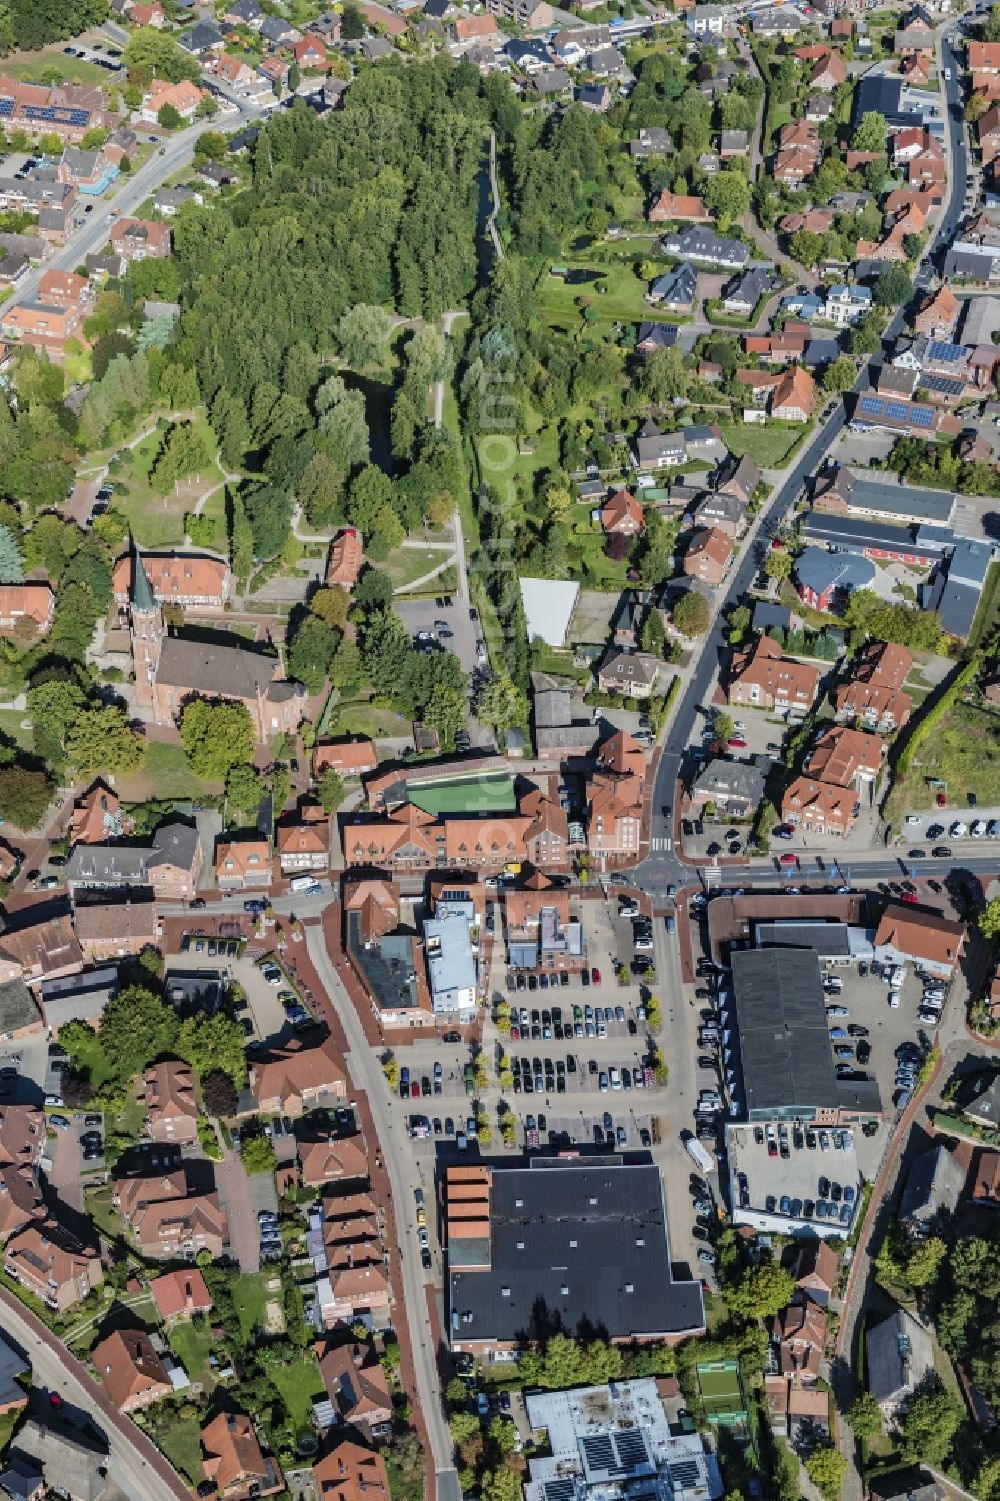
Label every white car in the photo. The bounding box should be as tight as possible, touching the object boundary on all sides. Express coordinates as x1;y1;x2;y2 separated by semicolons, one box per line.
949;821;968;838
972;820;987;838
888;991;901;1008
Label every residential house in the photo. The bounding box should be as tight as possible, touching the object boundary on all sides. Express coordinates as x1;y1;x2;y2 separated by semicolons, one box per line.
715;454;760;507
112;551;232;613
647;260;697;311
981;104;1000;167
1;301;80;359
215;837;274;891
313;739;378;779
223;0;264;26
109;218;172;261
259;14;298;43
780;778;858;839
451;12;501;43
92;1329;172;1413
874;903;965;978
630;127;674;159
213;52;255;90
586;732;644;860
149;1268;212;1325
596;649;659;700
867;1307;934;1421
201;1412;283;1500
914;284;960;338
793;1241;840;1307
720;129;749;157
140;78;203;123
298;1136;369;1188
4;1223;102;1312
326;528;364;589
293;34;328;69
144;1060;198;1145
0;585;54;634
971;1151;1000;1208
635;421;688;470
771;366;816;422
660;226;749;270
132;1190;228;1262
772;1299;828;1382
250;1037;347;1117
684;527;732;586
576;83;612;112
73;899;159;962
312;1442;390;1501
0;1162;43;1243
898;1143;966;1237
687;5;724;35
277;818;329;877
727;634;821;716
809;48;847;89
600;488;645;537
833;640;913;733
0;910;83;987
723;267;771;318
648;192;710;224
691;490;744;539
318;1341;393;1435
689;758;766;818
178;18;224;52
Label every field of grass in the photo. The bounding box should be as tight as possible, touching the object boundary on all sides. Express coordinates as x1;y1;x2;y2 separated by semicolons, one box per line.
116;741;222;803
409;770;516;815
475;421;559;510
716;423;802;469
323;698;413;741
538;257;654;326
384;544;453;591
270;1352;325;1429
115;415;223;549
66;1030;113;1089
0;51;109;86
158;1415;204;1487
168;1316;216;1386
0;708;34;753
886;699;1000;818
232;1270;274;1342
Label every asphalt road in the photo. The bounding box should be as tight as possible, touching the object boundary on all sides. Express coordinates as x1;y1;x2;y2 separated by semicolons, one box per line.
0;1283;189;1501
304;926;461;1501
6;92;263;319
637;44;968;902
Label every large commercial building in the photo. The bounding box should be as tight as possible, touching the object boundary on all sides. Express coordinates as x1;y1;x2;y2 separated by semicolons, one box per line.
726;947;882;1123
524;1380;723;1501
444;1159;704;1359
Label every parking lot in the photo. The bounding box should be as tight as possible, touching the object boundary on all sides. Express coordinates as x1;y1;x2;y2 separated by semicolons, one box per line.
0;1031;51;1108
45;1108;107;1215
898;807;1000;851
394;594;483;677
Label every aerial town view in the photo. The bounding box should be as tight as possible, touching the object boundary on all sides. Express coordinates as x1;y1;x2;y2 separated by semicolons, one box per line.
0;0;999;1498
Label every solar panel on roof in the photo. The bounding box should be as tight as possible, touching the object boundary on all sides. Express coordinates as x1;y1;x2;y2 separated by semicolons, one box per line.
615;1431;649;1472
928;340;963;361
582;1435;617;1473
0;100;13;118
668;1460;703;1489
543;1483;576;1501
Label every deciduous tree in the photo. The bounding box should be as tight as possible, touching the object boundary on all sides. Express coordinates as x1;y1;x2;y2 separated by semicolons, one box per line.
180;698;256;781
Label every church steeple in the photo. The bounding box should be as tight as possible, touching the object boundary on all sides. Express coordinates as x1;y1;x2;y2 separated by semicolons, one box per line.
132;541;157;615
129;538;162;710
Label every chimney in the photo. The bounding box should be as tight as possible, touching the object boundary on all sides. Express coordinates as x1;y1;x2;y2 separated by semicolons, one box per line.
352;1344;364;1368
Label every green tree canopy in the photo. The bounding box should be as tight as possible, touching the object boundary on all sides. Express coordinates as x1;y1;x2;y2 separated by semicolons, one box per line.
98;986;178;1083
180;698;256;781
672;589;710;636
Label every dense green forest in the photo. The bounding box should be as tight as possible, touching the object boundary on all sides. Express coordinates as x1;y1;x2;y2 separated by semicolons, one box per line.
0;0;109;53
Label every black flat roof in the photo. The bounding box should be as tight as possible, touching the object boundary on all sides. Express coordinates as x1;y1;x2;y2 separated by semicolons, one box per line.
448;1159;704;1346
730;948;842;1116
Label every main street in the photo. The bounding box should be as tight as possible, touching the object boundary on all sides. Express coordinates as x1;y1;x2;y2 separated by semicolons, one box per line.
304;926;461;1501
5;89;265;318
635;48;968;902
0;1283;189;1501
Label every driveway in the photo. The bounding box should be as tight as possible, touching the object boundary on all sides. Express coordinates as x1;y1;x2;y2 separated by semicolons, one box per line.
215;1144;260;1272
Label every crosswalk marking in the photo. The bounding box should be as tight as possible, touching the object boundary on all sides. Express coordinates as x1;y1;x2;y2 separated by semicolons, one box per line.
650;836;673;852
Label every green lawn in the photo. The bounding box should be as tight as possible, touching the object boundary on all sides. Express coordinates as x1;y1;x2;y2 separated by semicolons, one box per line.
169;1316;217;1386
408;770;516;816
84;1187;126;1241
323;698;413;740
114;415;224;549
717;423;802;468
0;51;109;86
0;708;34;753
384;544;453;591
539;261;655;325
116;740;222;803
270;1352;325;1429
66;1031;113;1090
158;1415;204;1487
232;1271;274;1342
886;699;1000;819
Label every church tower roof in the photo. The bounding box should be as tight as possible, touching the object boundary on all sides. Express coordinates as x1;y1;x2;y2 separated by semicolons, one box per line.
132;543;157;615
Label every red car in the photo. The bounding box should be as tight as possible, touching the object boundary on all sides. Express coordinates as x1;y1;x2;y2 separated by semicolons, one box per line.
49;1392;64;1410
591;967;601;984
728;737;748;749
410;1081;420;1098
779;852;798;866
900;892;918;905
936;791;947;807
